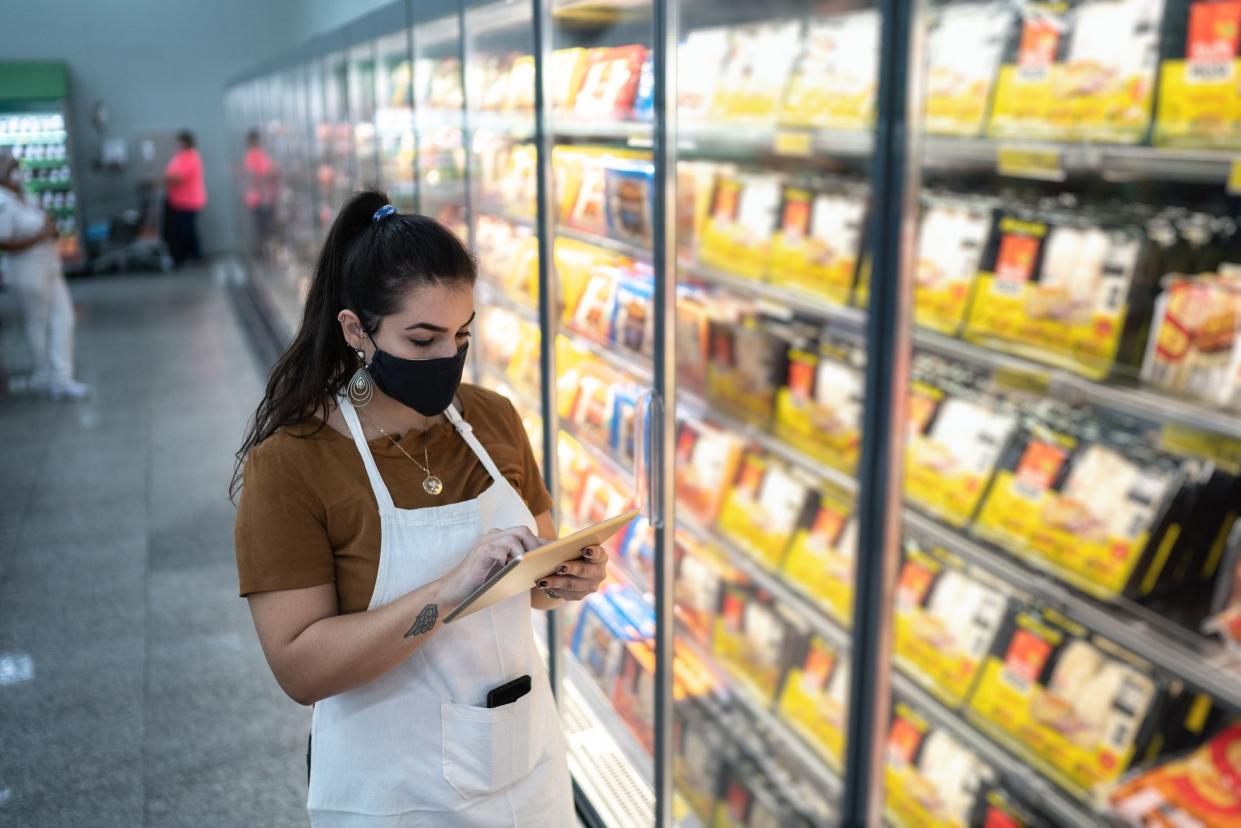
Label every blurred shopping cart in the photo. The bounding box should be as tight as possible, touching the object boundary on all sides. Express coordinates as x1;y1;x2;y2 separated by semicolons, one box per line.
86;180;173;274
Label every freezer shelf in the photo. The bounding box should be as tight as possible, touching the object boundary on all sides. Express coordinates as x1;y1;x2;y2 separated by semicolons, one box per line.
680;256;1241;440
676;123;1241;184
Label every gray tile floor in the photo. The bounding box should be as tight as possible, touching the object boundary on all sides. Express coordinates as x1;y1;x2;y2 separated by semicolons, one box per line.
0;268;310;827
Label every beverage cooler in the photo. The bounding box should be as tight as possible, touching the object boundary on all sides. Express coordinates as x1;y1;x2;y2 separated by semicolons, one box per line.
227;1;1241;825
0;61;83;269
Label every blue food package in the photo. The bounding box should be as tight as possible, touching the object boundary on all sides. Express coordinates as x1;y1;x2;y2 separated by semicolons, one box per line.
604;162;655;247
571;590;642;691
606;583;656;640
609;385;640;461
632;55;654;122
616;516;656;590
609;268;655;356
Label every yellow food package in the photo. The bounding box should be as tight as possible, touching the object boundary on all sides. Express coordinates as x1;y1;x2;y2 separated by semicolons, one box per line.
913;202;993;335
715;452;815;571
893;541;1009;708
780;12;880;130
549;47;589;112
697;172;782;280
776;634;848;770
554;237;621;323
903;389;1017;528
974;426;1180;599
966;608;1165;797
780;486;858;627
772;342;863;474
963;215;1145;380
1155;0;1241;148
767;186;865;305
710;22;801;124
712;582;806;705
885;703;997;828
924;2;1014;136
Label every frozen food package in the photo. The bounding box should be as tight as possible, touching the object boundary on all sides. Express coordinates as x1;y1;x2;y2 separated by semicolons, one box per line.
675;533;734;644
775;633;849;768
1108;722;1241;826
1156;0;1241;148
974;425;1182;599
885;704;999;828
570;590;644;694
710;22;802;124
673;699;727;823
715;451;816;570
611;640;658;754
604;161;655;248
990;0;1165;141
967;607;1166;796
780;11;880;130
504;55;535;112
549;48;589;112
914;200;995;334
697;171;783;280
781;484;859;626
773;338;865;473
904;389;1017;527
767;185;866;305
610;269;655;357
712;582;808;704
705;313;794;426
1141;274;1241;407
677;27;731;122
925;1;1015;136
893;540;1010;707
965;212;1151;380
573;45;647;120
675;418;746;525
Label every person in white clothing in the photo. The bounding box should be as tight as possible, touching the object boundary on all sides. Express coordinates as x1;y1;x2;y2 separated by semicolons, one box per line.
233;190;600;826
0;151;88;399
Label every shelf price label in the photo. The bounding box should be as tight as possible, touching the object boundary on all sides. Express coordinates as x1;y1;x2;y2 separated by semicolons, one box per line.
774;129;813;158
997;145;1066;181
1228;158;1241;196
1160;423;1241;474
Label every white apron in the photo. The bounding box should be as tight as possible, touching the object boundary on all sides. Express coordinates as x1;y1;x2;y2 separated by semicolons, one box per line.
308;398;573;827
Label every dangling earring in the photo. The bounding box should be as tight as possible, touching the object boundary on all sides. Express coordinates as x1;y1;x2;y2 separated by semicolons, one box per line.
348;349;374;407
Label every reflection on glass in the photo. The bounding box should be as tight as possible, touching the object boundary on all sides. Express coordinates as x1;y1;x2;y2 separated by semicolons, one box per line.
376;30;417;212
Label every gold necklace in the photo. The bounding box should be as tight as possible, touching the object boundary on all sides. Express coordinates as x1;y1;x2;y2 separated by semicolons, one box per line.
358;413;444;496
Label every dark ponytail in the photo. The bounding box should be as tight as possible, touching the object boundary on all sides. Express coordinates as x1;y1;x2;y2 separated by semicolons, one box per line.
231;189;476;500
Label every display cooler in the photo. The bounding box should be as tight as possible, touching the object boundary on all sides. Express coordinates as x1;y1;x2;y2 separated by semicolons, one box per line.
227;1;1241;825
0;61;83;270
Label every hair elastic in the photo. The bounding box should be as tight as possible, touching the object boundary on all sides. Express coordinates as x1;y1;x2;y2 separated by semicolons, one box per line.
372;204;397;223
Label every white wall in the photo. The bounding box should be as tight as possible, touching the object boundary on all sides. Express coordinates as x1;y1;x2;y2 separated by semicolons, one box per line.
0;0;394;257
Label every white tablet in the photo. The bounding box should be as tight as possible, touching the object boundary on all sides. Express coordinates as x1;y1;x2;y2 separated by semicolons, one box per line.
443;509;641;623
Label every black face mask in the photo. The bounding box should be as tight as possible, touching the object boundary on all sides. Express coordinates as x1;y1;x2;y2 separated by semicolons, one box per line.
367;340;469;417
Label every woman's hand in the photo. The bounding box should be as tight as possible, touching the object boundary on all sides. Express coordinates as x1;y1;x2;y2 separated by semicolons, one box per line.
441;526;544;607
537;545;608;602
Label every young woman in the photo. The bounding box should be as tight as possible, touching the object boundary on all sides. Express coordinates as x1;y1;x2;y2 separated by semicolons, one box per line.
233;190;605;826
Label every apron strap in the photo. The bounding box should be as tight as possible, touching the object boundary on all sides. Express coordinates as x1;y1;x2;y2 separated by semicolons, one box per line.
444;404;507;486
337;396;397;513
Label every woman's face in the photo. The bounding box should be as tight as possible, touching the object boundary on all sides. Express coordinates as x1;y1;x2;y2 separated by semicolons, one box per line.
342;281;475;362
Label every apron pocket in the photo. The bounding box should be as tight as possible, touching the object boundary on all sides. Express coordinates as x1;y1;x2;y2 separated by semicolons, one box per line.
441;692;541;799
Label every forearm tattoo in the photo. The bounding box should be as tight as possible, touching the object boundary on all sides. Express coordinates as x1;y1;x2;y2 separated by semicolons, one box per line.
404;604;438;638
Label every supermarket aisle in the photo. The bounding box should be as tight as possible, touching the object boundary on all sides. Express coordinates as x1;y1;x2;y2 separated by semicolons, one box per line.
0;269;309;827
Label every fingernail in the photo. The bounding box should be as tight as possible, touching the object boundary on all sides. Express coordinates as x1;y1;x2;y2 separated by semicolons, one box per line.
556;566;568;574
583;549;593;559
538;580;549;588
546;590;560;599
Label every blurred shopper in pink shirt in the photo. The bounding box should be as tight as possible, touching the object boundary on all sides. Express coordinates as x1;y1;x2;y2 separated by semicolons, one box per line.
163;130;207;267
243;129;275;257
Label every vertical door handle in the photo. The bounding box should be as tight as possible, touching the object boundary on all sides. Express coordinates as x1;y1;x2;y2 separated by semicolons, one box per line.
634;390;664;528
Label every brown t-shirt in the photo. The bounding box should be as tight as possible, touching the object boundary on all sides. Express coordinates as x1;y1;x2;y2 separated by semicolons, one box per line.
234;384;552;614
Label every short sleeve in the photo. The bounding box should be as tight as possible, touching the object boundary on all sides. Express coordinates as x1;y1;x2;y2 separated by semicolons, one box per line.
0;195;16;244
235;438;336;597
504;398;553;518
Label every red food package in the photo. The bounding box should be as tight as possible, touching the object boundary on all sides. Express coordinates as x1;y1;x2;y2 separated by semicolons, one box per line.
1108;723;1241;827
573;45;648;119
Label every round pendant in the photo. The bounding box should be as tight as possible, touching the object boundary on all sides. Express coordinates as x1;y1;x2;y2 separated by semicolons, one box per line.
423;475;444;496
